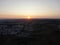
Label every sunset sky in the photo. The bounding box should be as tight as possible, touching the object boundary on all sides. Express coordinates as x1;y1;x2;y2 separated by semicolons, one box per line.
0;0;60;19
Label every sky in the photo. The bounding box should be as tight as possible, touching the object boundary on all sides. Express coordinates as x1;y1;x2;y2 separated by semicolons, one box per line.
0;0;60;19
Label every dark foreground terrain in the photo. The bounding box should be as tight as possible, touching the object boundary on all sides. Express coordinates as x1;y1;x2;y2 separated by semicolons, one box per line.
0;19;60;45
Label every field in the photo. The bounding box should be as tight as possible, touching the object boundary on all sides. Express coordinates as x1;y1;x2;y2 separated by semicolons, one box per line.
0;19;60;45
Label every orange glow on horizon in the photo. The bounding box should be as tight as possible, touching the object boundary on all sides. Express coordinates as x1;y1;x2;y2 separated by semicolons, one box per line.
27;16;31;19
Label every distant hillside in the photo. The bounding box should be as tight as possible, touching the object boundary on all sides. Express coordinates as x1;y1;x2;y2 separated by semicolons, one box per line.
0;19;60;45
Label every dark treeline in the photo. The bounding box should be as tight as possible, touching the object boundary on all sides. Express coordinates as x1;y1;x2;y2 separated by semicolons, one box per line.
0;19;60;45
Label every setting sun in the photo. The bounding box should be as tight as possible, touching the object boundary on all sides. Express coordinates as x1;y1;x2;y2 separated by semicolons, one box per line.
27;16;31;19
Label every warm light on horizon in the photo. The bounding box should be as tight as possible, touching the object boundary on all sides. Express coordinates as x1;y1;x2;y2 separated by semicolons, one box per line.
0;0;60;19
27;16;31;19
